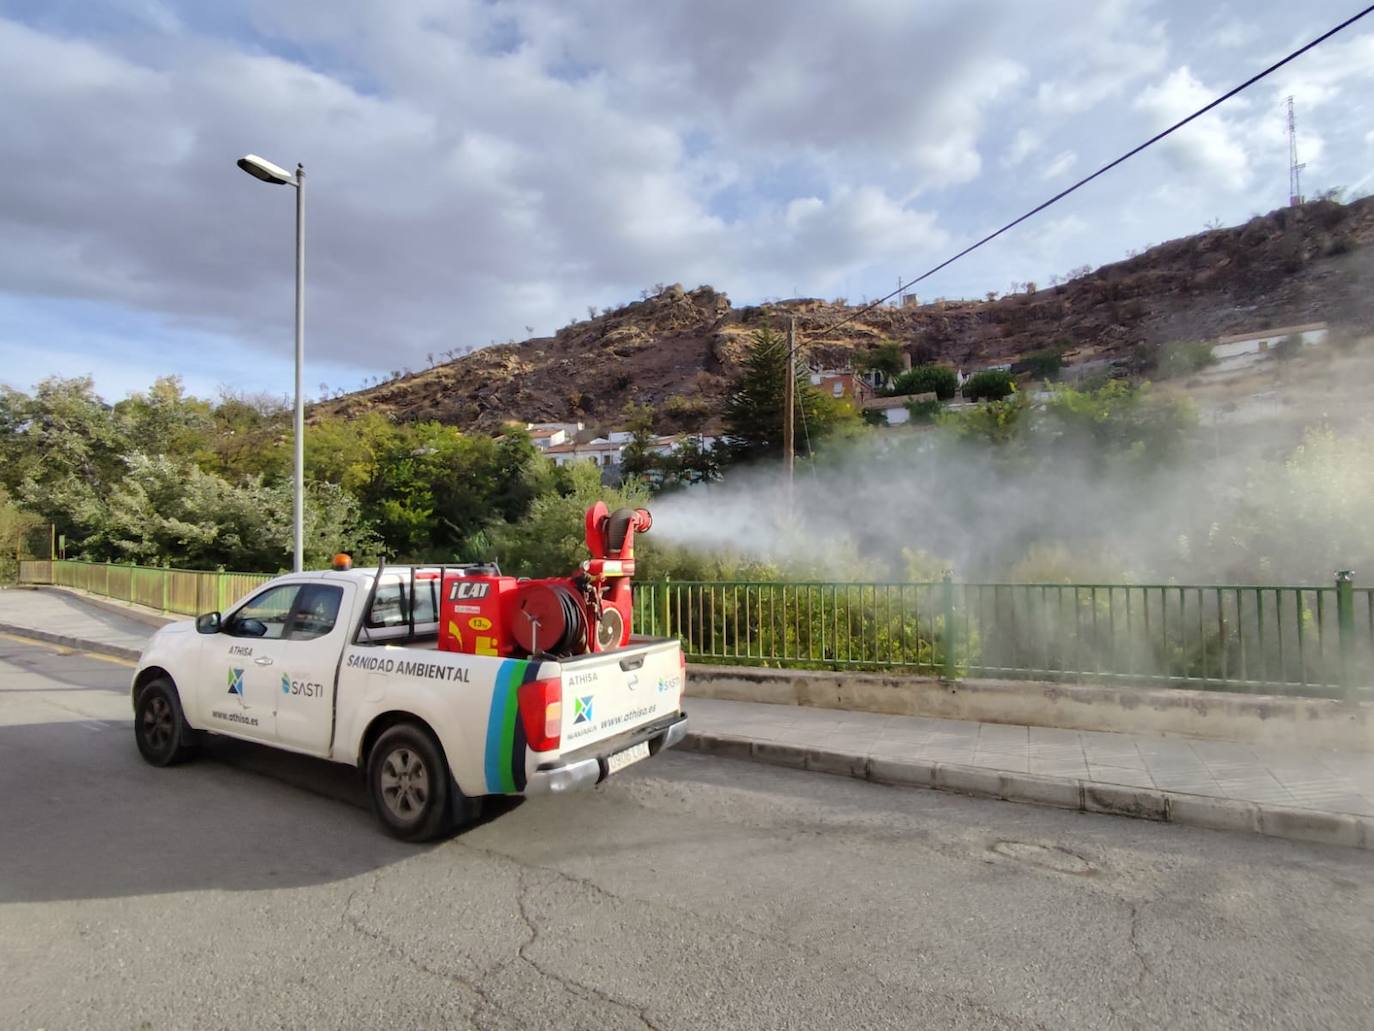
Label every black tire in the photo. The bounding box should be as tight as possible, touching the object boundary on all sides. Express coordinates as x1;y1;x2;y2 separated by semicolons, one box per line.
367;723;474;842
134;678;198;767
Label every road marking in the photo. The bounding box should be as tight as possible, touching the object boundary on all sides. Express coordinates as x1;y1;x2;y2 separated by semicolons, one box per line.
0;632;136;667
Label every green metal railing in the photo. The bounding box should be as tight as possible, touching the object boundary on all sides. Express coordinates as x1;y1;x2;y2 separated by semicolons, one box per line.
633;575;1374;700
19;560;1373;699
20;560;272;618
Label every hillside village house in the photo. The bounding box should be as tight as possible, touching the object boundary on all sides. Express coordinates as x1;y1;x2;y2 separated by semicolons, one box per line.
1203;322;1329;378
1213;322;1329;360
809;370;871;405
525;421;584;450
543;432;717;469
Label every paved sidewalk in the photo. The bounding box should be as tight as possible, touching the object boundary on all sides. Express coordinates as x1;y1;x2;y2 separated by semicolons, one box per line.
0;587;163;656
687;697;1374;818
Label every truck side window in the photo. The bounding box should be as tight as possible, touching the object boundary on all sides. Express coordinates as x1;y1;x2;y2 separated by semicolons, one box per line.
288;585;344;640
226;585;300;639
367;578;438;628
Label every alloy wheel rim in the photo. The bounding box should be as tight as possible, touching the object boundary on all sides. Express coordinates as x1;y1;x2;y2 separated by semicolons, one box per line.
143;695;173;751
379;747;430;821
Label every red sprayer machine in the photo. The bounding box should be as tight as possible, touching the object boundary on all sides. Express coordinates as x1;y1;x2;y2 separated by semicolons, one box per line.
439;503;653;659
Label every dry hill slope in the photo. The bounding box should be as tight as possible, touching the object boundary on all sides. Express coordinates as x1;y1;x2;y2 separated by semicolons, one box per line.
318;196;1374;433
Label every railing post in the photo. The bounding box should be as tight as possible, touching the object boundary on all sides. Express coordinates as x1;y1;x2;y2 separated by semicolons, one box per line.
162;566;169;613
942;573;957;682
1336;570;1355;696
662;576;671;639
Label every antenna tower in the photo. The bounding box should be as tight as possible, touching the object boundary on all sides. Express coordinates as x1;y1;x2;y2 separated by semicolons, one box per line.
1286;95;1305;207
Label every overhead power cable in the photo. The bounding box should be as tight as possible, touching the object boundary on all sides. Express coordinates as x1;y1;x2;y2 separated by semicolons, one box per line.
813;4;1374;341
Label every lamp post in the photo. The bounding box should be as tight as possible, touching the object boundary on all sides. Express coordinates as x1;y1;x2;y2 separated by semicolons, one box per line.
236;153;305;573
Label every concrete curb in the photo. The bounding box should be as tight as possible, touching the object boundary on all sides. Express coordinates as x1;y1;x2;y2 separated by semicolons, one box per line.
681;731;1373;851
0;623;142;663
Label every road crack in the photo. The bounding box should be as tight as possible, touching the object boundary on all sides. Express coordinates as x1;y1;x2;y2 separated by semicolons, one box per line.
513;865;665;1030
458;839;1042;1031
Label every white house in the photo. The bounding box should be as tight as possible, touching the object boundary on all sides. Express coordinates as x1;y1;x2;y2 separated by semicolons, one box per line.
1212;322;1328;361
526;427;568;449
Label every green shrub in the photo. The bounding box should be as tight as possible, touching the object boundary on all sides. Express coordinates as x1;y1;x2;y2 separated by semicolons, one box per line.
889;364;958;400
1156;340;1217;379
962;369;1016;402
1024;348;1063;379
904;398;943;423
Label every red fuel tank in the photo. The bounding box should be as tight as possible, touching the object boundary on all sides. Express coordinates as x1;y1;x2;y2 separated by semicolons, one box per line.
439;573;518;657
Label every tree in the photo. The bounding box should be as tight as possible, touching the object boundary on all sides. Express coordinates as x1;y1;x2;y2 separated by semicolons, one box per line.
0;376;131;547
1023;348;1064;380
856;342;905;390
659;437;722;490
889;364;958;399
722;327;856;464
1039;380;1197;474
618;403;661;482
963;370;1016;402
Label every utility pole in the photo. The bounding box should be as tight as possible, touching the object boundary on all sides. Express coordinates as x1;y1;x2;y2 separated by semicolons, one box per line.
1287;96;1305;207
783;318;796;491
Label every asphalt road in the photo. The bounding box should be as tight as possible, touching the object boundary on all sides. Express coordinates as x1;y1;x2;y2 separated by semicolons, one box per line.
2;634;1372;1031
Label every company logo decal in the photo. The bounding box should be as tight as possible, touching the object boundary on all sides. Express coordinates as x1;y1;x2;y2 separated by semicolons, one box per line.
448;580;491;601
227;667;245;698
573;695;594;724
656;675;682;694
281;673;291;694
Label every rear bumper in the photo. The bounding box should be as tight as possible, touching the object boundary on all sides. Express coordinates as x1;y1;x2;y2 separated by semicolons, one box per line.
525;712;689;796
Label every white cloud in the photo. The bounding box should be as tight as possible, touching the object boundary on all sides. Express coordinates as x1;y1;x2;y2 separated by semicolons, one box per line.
1135;66;1253;192
1041;151;1078;181
1034;0;1167;114
1004;129;1042;168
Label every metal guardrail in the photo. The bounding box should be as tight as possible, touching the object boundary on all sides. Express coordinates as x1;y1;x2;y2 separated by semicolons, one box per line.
20;560;272;618
633;576;1374;700
20;561;1372;699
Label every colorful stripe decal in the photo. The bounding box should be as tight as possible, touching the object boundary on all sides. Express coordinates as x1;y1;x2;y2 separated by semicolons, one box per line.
484;659;528;793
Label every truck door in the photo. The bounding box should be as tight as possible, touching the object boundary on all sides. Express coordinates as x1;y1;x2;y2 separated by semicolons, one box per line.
254;582;353;756
211;582;302;743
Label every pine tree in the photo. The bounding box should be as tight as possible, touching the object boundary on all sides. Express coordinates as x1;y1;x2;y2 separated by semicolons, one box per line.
722;327;830;464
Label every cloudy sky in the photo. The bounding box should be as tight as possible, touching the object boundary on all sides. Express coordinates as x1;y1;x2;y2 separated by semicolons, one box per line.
2;0;1372;402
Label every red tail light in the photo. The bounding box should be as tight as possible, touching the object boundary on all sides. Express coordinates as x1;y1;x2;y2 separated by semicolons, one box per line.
517;676;562;752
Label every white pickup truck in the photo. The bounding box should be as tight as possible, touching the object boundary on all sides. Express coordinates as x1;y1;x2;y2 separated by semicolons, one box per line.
130;566;688;840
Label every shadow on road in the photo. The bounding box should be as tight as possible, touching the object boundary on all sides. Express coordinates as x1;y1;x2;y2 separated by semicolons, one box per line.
0;717;515;904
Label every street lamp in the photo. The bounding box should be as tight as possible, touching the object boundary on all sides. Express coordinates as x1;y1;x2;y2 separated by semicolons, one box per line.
237;153;305;573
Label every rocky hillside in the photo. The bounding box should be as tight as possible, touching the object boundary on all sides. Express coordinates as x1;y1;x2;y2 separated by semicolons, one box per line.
318;196;1374;433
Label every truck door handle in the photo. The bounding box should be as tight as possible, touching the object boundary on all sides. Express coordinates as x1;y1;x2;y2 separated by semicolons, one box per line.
254;656;274;666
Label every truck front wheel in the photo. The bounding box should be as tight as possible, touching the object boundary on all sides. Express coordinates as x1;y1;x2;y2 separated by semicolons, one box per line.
367;723;462;842
134;678;198;767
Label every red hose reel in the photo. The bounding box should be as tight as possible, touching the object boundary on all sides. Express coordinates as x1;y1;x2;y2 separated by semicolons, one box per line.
439;503;652;659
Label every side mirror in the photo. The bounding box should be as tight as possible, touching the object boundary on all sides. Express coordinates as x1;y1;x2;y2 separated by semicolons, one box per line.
195;612;222;634
237;618;268;638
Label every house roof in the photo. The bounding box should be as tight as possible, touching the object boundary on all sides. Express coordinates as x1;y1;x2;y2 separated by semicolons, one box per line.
1217;322;1327;345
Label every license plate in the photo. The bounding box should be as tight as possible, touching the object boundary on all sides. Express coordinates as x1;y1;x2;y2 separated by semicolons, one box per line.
606;741;650;775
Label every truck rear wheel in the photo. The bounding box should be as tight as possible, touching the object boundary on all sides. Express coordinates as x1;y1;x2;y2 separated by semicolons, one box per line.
367;723;470;842
134;678;198;767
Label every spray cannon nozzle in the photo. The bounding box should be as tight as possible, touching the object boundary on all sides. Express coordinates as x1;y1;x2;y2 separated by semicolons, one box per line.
583;503;653;563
